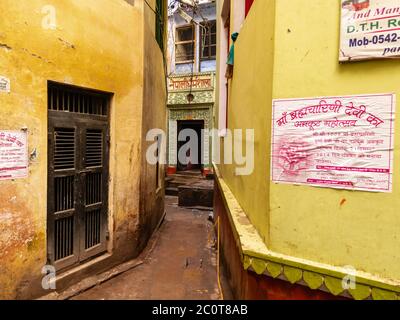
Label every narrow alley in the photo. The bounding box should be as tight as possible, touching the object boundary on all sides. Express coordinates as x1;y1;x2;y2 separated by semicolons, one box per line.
71;196;222;300
3;0;400;306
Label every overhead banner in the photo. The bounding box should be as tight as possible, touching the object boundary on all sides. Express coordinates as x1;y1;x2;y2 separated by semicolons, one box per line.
271;94;395;193
0;131;28;181
340;0;400;61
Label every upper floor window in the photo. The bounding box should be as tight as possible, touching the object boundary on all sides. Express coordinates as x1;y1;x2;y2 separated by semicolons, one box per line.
200;20;217;61
175;24;195;64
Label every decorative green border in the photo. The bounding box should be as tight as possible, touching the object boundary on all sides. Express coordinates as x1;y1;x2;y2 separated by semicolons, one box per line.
213;164;400;300
168;91;214;105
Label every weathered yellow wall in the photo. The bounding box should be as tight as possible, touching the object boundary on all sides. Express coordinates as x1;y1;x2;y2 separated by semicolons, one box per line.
139;0;167;247
271;0;400;281
0;0;164;299
216;0;400;284
216;0;275;245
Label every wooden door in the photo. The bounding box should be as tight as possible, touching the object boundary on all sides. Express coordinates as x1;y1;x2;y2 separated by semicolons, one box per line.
47;82;110;271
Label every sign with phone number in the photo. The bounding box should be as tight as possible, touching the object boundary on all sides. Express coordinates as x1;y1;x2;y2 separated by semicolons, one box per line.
340;0;400;61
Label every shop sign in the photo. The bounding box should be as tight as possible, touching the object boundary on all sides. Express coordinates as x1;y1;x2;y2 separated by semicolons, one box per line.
340;0;400;61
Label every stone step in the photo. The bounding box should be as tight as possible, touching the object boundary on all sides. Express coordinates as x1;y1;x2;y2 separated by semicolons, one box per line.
165;187;179;197
174;170;203;177
167;179;203;188
178;185;214;208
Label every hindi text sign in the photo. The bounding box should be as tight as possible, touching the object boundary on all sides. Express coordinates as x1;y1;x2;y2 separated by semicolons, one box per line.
0;131;28;181
272;94;395;192
168;74;213;92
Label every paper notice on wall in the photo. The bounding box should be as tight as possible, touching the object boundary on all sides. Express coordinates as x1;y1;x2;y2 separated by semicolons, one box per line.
340;0;400;61
271;94;395;193
0;76;10;93
0;131;28;181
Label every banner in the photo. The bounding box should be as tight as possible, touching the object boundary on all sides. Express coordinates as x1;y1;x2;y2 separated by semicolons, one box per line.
271;94;395;193
0;131;28;181
340;0;400;61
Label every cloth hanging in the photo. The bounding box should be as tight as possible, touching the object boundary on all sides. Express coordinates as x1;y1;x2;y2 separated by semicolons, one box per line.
226;32;239;79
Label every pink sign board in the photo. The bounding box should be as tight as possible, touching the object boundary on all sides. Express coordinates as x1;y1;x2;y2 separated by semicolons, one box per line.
0;131;28;181
272;94;395;192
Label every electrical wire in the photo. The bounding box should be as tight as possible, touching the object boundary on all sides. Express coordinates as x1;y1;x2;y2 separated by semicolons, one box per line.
144;0;157;14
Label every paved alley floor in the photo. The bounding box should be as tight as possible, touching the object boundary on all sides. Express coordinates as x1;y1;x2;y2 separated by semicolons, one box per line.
72;196;221;300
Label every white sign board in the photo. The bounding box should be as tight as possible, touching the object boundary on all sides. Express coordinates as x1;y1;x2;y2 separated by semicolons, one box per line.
0;131;28;181
0;76;10;93
272;94;395;193
340;0;400;61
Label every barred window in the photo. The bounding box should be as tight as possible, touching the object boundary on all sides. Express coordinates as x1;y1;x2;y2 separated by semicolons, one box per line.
175;24;195;64
200;20;216;60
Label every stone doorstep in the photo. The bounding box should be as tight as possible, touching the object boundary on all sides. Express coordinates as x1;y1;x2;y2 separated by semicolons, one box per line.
174;171;203;177
38;211;166;300
39;258;145;300
166;187;179;196
178;186;214;208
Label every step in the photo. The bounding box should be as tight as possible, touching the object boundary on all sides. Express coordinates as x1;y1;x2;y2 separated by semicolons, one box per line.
174;171;203;177
165;187;179;197
167;179;203;188
178;185;214;208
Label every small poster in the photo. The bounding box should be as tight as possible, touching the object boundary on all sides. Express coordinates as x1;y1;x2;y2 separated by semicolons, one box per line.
0;131;28;181
0;76;10;93
340;0;400;61
271;94;395;193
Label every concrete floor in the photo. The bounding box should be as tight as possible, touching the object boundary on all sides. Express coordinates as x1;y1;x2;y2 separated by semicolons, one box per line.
72;196;222;300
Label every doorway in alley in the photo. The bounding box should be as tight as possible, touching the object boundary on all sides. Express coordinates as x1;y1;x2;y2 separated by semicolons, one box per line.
47;82;111;271
177;120;204;172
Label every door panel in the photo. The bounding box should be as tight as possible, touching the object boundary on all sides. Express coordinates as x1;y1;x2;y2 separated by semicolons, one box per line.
79;125;108;261
48;121;80;270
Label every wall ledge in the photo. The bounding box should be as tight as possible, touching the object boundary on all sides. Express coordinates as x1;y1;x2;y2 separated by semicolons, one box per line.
213;163;400;300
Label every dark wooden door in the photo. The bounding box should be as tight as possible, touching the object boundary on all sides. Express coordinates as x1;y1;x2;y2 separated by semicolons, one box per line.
47;83;110;271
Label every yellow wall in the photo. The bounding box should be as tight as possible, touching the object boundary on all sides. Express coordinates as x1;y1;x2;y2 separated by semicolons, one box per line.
0;0;165;299
216;0;275;245
139;0;167;246
216;0;400;284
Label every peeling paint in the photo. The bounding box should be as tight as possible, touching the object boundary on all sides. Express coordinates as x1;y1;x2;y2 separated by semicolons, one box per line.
20;47;53;64
58;38;75;49
0;43;12;51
